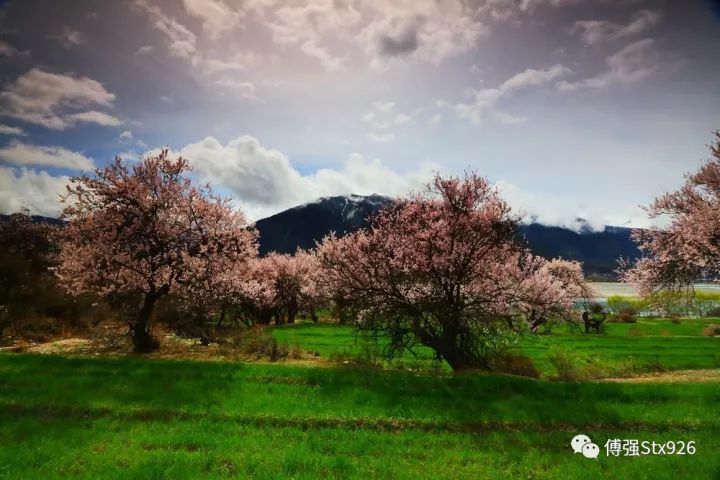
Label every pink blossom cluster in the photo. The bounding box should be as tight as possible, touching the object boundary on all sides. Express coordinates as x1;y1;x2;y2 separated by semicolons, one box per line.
621;132;720;296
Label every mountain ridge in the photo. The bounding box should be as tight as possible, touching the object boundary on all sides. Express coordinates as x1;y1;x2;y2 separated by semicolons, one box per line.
1;195;641;279
254;194;640;279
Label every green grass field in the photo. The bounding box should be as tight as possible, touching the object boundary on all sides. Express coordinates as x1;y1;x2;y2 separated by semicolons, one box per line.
0;353;719;479
271;318;720;375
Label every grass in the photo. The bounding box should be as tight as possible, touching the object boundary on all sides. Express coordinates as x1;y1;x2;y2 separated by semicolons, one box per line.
0;353;719;479
271;318;720;375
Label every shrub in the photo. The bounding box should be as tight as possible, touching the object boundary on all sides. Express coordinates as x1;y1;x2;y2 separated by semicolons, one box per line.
588;302;604;314
702;324;720;337
488;352;540;378
237;328;290;360
617;307;637;323
617;355;666;376
547;348;607;381
705;306;720;318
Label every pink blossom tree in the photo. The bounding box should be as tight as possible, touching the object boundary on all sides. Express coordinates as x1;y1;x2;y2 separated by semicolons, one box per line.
236;256;281;325
57;151;257;352
267;250;323;324
526;258;590;332
318;173;579;370
236;250;324;325
621;132;720;296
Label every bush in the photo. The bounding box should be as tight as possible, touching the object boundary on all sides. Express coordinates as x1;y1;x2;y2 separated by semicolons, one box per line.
702;324;720;337
547;348;607;381
588;302;604;314
606;295;650;316
236;328;290;361
488;352;540;378
705;306;720;318
617;307;637;323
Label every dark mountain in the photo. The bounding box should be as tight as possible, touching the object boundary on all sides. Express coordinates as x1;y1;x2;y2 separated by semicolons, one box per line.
1;196;640;279
519;223;637;279
255;194;389;255
0;214;64;226
255;194;640;279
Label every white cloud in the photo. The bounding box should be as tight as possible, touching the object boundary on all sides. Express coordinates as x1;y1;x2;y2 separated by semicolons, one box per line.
478;0;583;22
358;1;488;69
244;0;487;70
366;132;395;143
440;64;570;123
0;167;69;216
373;101;395;113
571;10;662;46
119;130;133;141
136;45;154;55
300;40;346;72
159;135;646;227
214;78;260;101
181;0;242;38
0;124;26;136
66;110;122;127
204;52;255;74
135;0;197;59
55;26;86;48
558;38;658;91
429;113;443;125
0;68;118;130
0;40;20;56
0;142;94;170
494;112;528;125
363;100;416;142
496;179;649;231
173;135;436;219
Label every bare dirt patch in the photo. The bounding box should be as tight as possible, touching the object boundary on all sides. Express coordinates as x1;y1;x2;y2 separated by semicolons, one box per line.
601;369;720;383
24;338;93;354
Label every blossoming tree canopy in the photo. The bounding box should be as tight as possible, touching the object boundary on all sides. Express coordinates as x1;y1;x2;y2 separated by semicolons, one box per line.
235;250;324;325
622;132;720;296
57;150;258;352
318;173;581;370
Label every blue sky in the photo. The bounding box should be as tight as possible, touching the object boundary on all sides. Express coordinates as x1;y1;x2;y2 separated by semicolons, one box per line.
0;0;719;227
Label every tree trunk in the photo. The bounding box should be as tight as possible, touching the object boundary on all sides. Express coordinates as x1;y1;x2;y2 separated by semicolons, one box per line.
434;325;486;371
131;292;161;353
216;305;226;328
287;306;297;324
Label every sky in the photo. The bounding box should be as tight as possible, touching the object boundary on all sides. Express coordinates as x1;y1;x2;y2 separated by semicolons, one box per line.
0;0;719;228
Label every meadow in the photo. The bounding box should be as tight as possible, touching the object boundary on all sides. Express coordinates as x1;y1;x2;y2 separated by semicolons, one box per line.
0;353;719;479
271;317;720;375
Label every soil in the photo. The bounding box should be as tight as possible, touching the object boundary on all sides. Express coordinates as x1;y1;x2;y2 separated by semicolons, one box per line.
601;369;720;383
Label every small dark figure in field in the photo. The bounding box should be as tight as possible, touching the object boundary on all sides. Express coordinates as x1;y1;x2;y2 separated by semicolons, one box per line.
582;308;606;334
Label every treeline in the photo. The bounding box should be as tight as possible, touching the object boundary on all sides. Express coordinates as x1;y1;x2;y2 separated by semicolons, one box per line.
2;151;590;370
0;209;325;346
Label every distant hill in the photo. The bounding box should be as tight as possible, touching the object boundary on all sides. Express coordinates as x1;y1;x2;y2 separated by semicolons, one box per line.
519;223;637;279
0;213;64;226
255;194;640;279
255;194;390;255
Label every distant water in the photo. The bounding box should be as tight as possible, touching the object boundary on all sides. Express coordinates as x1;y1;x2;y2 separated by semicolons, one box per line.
588;282;720;299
